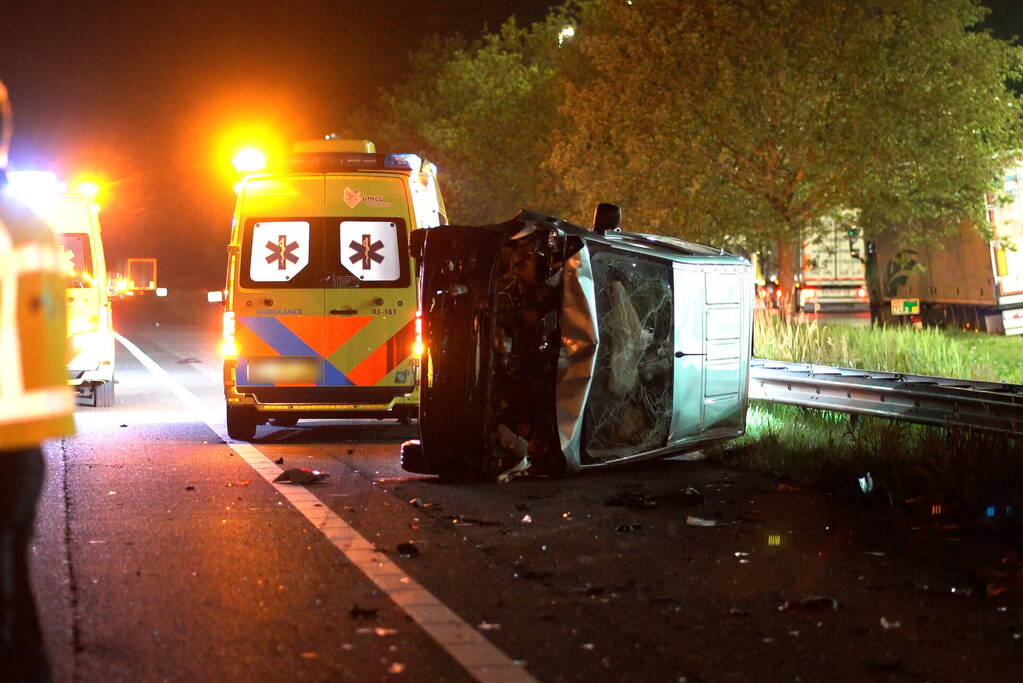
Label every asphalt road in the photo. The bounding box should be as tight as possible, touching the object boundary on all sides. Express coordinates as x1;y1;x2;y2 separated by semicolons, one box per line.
30;292;1023;682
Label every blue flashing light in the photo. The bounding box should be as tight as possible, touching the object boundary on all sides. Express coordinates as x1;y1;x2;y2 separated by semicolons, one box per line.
384;154;422;171
987;506;997;518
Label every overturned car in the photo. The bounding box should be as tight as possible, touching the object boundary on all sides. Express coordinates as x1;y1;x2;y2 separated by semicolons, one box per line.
401;205;754;482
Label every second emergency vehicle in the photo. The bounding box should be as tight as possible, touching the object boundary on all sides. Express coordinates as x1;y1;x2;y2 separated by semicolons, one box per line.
216;139;446;440
9;172;116;406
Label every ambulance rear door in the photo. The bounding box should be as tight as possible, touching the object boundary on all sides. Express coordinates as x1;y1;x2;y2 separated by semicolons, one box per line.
322;175;417;399
235;176;327;390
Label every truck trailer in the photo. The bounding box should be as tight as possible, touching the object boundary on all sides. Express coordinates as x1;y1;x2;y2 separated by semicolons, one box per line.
874;164;1023;335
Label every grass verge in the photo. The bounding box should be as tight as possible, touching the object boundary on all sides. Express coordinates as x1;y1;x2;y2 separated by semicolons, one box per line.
712;313;1023;521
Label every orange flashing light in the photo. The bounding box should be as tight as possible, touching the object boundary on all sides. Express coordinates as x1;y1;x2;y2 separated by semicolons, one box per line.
412;310;424;358
221;311;238;357
232;146;267;173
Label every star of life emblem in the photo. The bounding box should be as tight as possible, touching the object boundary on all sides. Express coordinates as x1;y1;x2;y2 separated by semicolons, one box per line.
338;221;399;281
249;221;309;282
266;235;300;270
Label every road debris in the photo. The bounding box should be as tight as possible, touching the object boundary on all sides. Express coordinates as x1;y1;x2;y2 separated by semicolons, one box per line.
478;622;501;631
357;627;398;636
396;542;419;559
685;515;717;527
880;616;901;630
273;468;329;484
615;523;642;534
443;515;500;527
778;596;841;613
274;457;284;465
604;492;659;510
606;487;704;510
349;604;380;620
408;497;434;509
184;486;195;491
226;480;250;487
521;514;533;524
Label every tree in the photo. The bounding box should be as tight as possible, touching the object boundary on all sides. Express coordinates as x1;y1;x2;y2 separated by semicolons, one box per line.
377;13;572;223
549;0;1023;310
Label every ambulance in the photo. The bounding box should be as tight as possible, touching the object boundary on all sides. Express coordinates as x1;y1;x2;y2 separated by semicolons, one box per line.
7;172;116;406
216;139;446;440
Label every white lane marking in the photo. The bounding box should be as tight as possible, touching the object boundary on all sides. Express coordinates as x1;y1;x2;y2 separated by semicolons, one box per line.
114;333;535;683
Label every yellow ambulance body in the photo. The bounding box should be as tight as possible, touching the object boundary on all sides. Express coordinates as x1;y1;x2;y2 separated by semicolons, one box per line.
29;186;116;406
220;139;445;440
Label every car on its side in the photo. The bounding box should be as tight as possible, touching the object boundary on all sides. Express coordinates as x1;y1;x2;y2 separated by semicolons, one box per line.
401;205;754;482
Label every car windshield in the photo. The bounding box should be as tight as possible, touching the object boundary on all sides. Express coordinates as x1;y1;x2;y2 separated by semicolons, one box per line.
582;248;674;461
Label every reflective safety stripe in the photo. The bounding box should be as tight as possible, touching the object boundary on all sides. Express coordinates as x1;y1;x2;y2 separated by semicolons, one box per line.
14;241;65;275
1;222;72;425
0;386;75;425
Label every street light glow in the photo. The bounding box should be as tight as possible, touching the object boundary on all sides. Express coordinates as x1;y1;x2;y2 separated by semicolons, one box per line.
558;25;575;45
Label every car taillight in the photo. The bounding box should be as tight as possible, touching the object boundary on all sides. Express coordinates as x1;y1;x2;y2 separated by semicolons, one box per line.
220;311;237;356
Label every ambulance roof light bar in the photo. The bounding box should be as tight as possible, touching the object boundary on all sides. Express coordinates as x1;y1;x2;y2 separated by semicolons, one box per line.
287;151;423;174
5;170;67;200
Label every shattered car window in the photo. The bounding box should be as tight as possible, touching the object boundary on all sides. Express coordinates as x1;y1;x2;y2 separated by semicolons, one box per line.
583;250;674;461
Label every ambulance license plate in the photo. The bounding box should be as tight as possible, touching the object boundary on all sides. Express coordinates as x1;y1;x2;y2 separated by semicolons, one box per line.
248;356;320;384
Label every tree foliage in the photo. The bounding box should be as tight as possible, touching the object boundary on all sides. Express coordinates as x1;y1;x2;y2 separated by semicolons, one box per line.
551;0;1023;248
377;14;570;223
375;0;1022;253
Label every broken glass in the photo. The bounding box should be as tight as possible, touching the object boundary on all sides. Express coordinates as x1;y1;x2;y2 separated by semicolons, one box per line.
582;250;674;461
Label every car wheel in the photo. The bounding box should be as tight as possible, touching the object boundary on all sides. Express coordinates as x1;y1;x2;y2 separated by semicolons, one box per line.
93;380;115;408
226;405;257;441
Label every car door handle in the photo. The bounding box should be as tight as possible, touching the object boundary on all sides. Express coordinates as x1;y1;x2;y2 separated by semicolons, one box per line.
330;308;358;315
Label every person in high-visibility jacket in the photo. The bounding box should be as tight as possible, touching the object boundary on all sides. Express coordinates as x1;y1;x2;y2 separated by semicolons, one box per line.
0;78;75;681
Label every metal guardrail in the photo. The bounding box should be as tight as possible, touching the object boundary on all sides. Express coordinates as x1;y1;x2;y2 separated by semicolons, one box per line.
748;358;1023;438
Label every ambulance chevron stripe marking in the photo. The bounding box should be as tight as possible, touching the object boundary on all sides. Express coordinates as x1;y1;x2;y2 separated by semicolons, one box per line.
236;319;279;359
239;316;319;357
323;315;374;357
237;316;354;387
346;319;415;386
279;315;325;357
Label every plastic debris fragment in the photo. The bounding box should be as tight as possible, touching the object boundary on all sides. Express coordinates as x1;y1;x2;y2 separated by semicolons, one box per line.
880;617;901;630
349;604;379;620
273;468;329;484
396;542;419;559
685;515;717;527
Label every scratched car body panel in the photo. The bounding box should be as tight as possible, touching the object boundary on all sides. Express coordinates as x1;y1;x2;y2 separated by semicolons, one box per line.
403;209;754;482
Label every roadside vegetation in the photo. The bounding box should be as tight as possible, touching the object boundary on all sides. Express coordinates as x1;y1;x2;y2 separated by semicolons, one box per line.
752;311;1023;383
714;314;1022;521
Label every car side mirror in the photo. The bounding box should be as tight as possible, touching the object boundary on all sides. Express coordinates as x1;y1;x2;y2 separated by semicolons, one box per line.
409;229;428;261
207;290;224;303
592;203;622;234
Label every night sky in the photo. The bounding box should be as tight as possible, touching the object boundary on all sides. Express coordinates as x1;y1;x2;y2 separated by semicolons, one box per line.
0;1;1019;287
0;1;554;286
